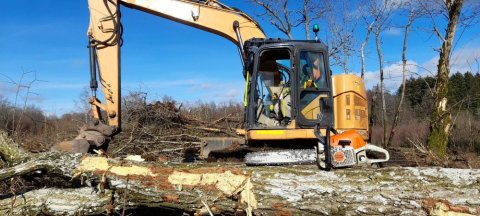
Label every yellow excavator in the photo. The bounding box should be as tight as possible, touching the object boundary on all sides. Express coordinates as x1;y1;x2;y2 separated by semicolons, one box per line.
53;0;389;169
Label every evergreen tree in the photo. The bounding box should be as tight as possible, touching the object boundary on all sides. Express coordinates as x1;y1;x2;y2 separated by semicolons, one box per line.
448;72;466;107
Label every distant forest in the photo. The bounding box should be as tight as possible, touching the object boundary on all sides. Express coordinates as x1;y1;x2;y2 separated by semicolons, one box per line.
368;71;480;153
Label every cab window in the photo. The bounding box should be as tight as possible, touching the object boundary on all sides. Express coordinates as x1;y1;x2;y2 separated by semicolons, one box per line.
254;49;292;127
299;52;327;89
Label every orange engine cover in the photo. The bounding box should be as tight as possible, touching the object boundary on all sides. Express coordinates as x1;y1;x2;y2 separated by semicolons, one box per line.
330;130;366;150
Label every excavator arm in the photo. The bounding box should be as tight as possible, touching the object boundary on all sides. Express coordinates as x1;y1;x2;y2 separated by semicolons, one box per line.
53;0;266;153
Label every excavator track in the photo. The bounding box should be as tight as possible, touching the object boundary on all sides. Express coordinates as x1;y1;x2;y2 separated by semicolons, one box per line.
245;149;317;166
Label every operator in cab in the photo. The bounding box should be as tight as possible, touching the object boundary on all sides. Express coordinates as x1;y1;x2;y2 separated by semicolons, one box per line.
299;51;328;120
300;52;327;89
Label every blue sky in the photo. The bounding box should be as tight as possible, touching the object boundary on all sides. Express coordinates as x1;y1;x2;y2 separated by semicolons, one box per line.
1;0;479;115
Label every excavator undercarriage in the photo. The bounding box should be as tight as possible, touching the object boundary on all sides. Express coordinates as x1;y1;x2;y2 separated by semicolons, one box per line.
201;125;389;168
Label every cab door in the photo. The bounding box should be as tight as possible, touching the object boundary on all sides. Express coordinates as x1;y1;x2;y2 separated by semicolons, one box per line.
296;50;334;128
247;46;294;129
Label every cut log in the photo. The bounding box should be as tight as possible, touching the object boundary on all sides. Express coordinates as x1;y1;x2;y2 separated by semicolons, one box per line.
1;132;480;215
1;157;480;215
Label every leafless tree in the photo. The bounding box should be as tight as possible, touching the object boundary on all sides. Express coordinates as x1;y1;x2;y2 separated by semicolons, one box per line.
324;0;360;73
300;0;329;40
421;0;465;157
0;71;43;135
360;20;375;79
250;0;329;40
74;87;93;124
368;85;380;142
251;0;358;73
0;96;11;131
369;0;397;147
387;5;420;147
250;0;300;39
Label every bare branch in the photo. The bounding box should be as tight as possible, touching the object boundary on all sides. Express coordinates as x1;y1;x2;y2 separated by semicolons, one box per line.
251;0;295;39
361;21;375;79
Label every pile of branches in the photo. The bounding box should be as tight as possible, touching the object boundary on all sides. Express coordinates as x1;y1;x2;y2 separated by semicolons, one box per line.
110;98;243;161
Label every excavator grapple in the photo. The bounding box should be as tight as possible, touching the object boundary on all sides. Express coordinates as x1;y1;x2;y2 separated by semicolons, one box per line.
52;121;117;153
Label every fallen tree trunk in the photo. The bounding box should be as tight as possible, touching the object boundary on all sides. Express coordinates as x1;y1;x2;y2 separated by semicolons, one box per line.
1;132;480;215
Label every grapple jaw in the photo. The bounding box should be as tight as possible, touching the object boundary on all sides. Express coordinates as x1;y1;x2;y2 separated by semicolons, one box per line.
199;137;245;159
51;121;118;153
53;139;92;153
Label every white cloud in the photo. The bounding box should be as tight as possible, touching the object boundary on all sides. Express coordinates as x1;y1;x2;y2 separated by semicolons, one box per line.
364;60;419;92
363;45;480;93
420;56;439;76
24;94;45;103
421;46;480;76
0;82;17;94
123;78;245;103
197;83;212;90
136;79;198;88
384;27;402;36
450;47;480;73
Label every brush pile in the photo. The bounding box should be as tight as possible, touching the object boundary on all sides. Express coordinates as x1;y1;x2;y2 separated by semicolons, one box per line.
109;97;243;161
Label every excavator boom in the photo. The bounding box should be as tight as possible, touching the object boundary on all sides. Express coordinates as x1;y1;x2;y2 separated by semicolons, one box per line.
121;0;266;45
53;0;267;153
88;0;266;130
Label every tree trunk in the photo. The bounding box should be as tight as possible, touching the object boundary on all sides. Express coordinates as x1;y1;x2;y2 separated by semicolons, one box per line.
361;21;374;79
368;85;379;142
374;25;388;147
2;132;480;216
303;0;310;40
2;157;480;215
428;0;464;157
387;9;414;147
343;46;349;74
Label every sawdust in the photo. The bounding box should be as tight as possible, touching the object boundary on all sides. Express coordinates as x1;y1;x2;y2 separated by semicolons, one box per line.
162;193;179;203
271;202;293;216
423;198;477;216
168;170;258;211
77;157;156;177
168;170;243;195
76;156;257;213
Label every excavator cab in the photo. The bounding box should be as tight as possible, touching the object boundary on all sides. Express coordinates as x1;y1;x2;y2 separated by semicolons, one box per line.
236;39;389;168
200;39;337;159
243;39;334;138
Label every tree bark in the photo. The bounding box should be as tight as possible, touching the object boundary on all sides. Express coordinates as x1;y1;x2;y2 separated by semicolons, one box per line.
428;0;464;157
387;9;414;147
374;25;388;147
303;0;310;40
2;158;480;215
368;85;379;142
2;132;480;215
